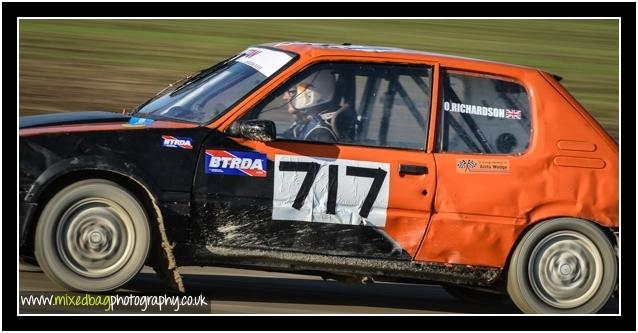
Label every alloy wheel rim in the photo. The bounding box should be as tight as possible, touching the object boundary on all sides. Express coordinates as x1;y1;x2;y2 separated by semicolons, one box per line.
528;230;603;309
56;198;135;278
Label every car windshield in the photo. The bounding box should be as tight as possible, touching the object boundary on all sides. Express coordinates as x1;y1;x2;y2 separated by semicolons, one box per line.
135;47;294;124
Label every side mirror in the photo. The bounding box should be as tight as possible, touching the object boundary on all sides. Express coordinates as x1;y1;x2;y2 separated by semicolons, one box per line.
226;119;276;142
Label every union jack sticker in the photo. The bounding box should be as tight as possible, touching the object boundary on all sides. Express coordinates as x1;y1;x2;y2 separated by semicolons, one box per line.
505;109;522;120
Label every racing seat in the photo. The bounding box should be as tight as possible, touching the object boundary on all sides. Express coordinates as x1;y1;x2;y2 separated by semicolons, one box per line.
329;103;356;142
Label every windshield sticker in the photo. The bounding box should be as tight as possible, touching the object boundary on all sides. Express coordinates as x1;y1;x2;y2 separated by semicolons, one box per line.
443;101;522;120
457;159;510;174
237;48;292;77
124;117;155;127
162;135;193;149
273;155;390;227
205;150;267;177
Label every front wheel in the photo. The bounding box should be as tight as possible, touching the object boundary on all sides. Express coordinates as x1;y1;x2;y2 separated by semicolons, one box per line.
19;257;42;272
34;179;150;292
507;218;617;313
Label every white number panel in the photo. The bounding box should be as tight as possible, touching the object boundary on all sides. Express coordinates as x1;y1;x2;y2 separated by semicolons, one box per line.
273;155;390;227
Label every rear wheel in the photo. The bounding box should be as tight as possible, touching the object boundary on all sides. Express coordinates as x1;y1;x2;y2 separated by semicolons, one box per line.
507;218;617;313
34;179;150;292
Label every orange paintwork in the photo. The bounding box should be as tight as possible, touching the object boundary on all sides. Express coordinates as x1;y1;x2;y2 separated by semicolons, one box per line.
206;42;620;269
208;42;618;268
231;138;436;257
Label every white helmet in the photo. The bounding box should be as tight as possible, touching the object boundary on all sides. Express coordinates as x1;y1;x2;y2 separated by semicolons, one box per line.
291;70;335;113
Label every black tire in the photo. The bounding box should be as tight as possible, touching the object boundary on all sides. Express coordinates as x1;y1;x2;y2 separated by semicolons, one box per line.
19;257;42;272
507;218;617;313
34;179;150;292
443;285;509;305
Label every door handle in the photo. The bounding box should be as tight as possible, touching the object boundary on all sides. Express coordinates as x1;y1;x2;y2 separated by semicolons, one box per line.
399;164;427;175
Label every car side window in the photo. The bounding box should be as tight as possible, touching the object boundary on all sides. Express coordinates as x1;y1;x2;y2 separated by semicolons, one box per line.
437;70;531;154
247;62;432;150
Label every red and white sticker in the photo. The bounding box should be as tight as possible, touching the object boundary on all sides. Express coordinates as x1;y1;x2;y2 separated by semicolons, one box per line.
236;47;292;77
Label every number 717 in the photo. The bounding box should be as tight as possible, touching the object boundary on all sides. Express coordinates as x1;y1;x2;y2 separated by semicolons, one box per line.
278;161;387;218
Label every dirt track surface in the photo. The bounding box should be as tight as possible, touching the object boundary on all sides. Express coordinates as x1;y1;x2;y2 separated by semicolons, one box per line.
19;266;619;315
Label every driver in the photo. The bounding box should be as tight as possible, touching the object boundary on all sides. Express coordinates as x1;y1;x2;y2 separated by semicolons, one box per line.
280;70;339;143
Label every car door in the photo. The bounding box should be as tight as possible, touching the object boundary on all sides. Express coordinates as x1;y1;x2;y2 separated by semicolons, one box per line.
193;60;437;260
415;68;534;267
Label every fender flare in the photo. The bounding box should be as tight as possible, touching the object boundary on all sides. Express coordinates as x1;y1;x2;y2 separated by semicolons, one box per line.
23;155;185;292
24;155;160;204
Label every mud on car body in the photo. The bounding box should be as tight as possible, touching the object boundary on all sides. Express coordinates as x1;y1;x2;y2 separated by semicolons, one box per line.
19;42;619;314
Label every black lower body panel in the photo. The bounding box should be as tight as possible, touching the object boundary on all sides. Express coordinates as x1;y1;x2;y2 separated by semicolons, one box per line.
177;245;502;287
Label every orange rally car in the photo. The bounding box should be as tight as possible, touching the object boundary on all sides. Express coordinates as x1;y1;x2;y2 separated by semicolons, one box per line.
19;42;619;314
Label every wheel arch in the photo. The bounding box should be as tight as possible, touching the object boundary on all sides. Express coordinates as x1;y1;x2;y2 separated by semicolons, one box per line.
23;156;185;292
504;215;618;313
22;156;163;256
505;215;617;275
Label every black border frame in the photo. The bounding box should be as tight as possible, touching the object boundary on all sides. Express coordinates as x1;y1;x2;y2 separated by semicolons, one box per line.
5;2;635;331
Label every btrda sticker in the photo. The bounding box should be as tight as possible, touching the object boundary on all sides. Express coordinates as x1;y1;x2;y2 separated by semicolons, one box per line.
205;150;267;177
162;136;193;149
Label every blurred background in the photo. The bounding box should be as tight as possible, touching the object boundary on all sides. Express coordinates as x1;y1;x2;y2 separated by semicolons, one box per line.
19;19;619;139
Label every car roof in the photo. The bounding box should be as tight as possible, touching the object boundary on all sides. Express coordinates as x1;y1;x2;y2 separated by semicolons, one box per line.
263;41;539;73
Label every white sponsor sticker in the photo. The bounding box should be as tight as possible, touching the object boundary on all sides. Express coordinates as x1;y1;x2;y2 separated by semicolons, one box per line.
273;155;390;227
443;101;522;120
236;47;292;77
